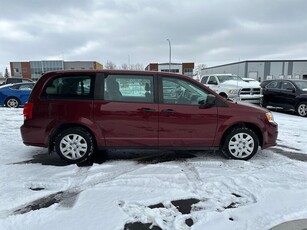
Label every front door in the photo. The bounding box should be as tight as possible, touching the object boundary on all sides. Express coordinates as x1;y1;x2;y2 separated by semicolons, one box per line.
158;76;218;147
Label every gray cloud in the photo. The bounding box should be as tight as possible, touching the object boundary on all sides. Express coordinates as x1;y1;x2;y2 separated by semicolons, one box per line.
1;0;307;74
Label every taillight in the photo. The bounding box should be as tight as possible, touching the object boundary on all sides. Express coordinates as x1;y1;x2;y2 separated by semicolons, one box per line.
23;102;34;120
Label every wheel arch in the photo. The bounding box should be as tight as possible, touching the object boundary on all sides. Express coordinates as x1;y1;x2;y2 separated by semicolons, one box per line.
220;122;263;148
4;96;21;107
48;123;98;153
219;92;228;98
295;100;307;117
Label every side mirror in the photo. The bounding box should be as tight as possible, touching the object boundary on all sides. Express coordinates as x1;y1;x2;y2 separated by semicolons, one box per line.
206;94;216;107
199;94;216;107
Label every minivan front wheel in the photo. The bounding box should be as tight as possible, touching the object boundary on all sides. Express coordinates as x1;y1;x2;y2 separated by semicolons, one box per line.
221;127;259;160
296;102;307;117
55;128;94;163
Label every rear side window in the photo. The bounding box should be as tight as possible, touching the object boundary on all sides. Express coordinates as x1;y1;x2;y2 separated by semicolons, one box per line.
280;82;295;90
10;83;34;90
104;74;154;103
41;75;93;99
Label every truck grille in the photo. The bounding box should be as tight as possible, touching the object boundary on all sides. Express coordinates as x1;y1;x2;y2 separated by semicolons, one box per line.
240;88;261;95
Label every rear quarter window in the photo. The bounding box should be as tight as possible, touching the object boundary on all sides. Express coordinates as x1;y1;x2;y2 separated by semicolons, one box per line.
41;75;94;99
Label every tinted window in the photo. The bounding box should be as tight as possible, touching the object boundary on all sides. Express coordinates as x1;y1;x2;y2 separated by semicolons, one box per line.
10;83;34;90
42;75;93;99
295;81;307;90
280;82;295;90
104;75;154;103
208;76;218;84
266;81;279;89
200;76;208;84
162;77;209;105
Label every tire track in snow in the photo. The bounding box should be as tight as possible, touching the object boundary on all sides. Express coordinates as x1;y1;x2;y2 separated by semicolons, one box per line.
179;160;257;213
180;161;204;197
1;162;146;217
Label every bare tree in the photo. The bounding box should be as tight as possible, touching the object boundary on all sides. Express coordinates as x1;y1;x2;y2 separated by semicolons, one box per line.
194;64;206;81
121;63;129;70
130;63;144;70
105;61;144;70
4;67;10;78
105;61;117;70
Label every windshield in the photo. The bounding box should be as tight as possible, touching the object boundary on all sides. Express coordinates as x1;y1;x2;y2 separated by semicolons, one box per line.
295;81;307;90
217;75;244;83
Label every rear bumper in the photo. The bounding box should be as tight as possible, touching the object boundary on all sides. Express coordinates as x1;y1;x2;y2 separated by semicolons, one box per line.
20;124;48;147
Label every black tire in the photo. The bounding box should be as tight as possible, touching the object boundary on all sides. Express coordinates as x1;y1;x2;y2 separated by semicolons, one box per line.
295;102;307;117
219;93;227;99
261;98;267;108
221;127;259;160
5;97;20;108
55;127;94;164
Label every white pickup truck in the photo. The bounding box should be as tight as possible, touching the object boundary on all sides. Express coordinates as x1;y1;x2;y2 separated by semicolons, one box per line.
200;74;262;104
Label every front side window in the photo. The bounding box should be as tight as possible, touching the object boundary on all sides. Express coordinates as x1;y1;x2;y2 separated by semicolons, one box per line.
208;76;218;84
104;75;154;103
266;81;279;89
42;75;93;99
200;76;209;84
162;77;209;105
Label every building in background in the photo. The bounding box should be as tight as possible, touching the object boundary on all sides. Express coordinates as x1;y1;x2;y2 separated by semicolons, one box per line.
201;60;307;82
10;60;103;81
145;62;194;78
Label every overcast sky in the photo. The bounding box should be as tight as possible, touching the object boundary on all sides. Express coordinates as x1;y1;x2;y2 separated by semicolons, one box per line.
1;0;307;74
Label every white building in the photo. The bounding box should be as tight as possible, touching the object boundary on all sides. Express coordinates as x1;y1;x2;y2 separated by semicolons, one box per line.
201;60;307;82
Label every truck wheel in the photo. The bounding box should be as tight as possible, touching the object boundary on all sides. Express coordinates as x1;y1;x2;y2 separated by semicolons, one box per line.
296;102;307;117
221;127;259;160
55;127;94;164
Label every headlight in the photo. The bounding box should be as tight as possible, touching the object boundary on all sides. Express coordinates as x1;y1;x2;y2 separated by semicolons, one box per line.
266;112;275;123
227;89;239;94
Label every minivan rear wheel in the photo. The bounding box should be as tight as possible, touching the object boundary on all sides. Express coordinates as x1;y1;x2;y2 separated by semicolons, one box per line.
55;127;94;163
296;102;307;117
221;127;259;160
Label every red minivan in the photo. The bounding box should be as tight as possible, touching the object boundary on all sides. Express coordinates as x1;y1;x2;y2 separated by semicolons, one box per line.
20;70;278;163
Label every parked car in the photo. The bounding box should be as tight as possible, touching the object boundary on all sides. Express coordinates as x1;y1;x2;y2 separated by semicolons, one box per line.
4;77;34;85
0;82;35;108
200;74;262;104
20;70;278;164
261;79;307;117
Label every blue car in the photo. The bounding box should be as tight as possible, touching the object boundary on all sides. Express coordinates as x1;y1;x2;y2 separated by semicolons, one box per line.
0;82;35;108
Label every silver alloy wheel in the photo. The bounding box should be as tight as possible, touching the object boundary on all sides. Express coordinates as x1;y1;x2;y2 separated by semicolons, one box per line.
59;134;88;160
297;103;307;117
228;133;254;158
6;98;19;108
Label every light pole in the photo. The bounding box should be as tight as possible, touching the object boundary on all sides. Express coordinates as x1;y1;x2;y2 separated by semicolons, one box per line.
166;39;171;72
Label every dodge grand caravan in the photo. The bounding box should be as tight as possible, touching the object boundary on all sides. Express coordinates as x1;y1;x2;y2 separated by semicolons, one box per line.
20;70;278;163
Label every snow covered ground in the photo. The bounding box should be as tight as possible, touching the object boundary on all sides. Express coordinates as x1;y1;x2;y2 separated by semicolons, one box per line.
0;107;307;230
